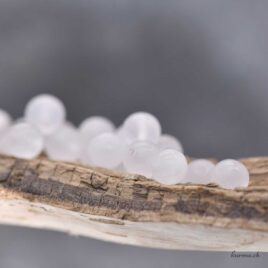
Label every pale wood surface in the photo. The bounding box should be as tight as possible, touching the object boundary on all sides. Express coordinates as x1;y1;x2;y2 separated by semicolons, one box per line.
0;154;267;251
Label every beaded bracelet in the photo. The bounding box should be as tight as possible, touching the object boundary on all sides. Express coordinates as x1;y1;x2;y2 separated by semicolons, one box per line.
0;94;249;189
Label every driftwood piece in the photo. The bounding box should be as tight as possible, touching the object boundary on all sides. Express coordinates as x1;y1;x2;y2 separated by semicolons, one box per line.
0;154;267;251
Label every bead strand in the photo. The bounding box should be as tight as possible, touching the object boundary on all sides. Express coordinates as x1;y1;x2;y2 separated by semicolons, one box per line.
0;94;249;189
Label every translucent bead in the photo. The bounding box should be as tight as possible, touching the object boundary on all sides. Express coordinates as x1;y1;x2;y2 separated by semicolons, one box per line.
24;94;66;136
185;159;215;184
0;109;12;136
79;116;115;143
84;133;126;169
210;159;249;189
45;124;81;162
152;149;188;185
116;126;125;140
121;112;161;144
158;134;183;152
123;141;158;178
0;122;44;159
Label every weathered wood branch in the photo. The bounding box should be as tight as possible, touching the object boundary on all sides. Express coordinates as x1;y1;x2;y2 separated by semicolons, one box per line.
0;154;267;251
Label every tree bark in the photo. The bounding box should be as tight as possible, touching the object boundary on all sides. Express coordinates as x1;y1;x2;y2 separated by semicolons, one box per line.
0;154;267;251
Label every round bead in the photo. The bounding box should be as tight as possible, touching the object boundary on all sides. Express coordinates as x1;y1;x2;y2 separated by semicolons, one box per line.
79;116;115;143
152;149;188;185
0;122;44;159
158;134;183;152
210;159;249;189
0;109;12;136
185;159;215;184
121;112;161;144
45;124;81;162
123;141;158;178
24;94;66;136
84;133;126;169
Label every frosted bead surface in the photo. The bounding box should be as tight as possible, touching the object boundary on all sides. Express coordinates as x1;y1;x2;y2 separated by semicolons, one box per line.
123;141;158;178
210;159;249;189
0;122;44;159
185;159;215;184
158;134;183;152
0;109;12;136
84;133;126;169
0;93;251;190
45;124;81;162
152;149;188;185
24;94;66;136
121;112;161;144
79;116;115;143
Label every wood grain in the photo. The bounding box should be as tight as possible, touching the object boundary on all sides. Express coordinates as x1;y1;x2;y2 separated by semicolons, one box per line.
0;154;267;251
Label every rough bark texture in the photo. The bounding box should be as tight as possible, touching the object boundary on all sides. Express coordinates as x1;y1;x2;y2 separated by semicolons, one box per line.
0;154;267;250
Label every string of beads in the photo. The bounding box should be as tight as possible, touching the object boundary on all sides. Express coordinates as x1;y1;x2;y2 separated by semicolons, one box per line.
0;94;249;189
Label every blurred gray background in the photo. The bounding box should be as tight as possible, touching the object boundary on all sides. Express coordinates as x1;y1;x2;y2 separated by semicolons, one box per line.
0;0;267;267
